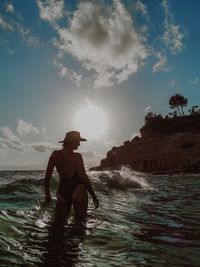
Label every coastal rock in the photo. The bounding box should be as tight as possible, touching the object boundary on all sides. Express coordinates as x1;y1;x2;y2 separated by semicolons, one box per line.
93;114;200;173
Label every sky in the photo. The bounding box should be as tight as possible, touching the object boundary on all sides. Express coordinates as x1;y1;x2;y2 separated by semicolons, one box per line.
0;0;200;170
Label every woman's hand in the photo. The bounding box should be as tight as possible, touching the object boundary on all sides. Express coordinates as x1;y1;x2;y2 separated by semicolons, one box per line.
93;196;99;209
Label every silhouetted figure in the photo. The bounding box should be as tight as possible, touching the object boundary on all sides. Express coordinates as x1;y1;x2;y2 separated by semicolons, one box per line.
45;131;99;219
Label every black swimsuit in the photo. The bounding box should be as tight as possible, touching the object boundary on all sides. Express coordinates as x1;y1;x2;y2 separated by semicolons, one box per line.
58;172;83;205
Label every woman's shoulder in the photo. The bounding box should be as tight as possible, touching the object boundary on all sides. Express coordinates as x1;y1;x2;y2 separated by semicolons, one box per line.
50;149;63;159
52;149;62;154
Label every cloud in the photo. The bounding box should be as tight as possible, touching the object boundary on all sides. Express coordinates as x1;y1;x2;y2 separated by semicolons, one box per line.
0;138;25;151
0;16;13;31
169;79;176;86
18;27;38;46
8;47;14;55
55;0;147;88
0;14;39;46
144;106;152;113
153;53;172;72
54;59;82;86
0;126;18;141
190;77;200;85
0;127;25;151
162;0;184;54
136;0;148;18
12;20;39;46
36;0;65;23
41;127;49;139
17;119;39;136
6;3;14;13
81;151;95;158
0;124;57;153
29;142;58;153
0;37;14;54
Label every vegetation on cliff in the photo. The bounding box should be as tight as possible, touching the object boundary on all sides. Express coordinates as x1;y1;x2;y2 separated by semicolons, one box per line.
142;94;200;137
169;94;188;116
92;94;200;173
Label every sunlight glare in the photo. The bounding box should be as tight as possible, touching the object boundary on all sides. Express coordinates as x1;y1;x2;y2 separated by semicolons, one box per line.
74;104;108;140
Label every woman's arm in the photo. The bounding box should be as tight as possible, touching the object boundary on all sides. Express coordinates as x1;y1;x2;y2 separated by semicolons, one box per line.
76;153;99;209
44;152;55;202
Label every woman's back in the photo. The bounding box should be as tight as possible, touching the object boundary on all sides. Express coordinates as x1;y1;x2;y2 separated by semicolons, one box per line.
52;149;78;177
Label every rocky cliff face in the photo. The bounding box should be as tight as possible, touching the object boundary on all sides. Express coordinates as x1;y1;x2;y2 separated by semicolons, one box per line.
93;114;200;173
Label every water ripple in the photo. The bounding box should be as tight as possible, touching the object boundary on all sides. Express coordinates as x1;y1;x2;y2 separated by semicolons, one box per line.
0;170;200;266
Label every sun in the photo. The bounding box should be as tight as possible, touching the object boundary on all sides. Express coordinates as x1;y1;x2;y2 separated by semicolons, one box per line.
74;104;108;140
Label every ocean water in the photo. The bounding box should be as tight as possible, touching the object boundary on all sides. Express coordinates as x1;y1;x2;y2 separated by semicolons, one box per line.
0;167;200;267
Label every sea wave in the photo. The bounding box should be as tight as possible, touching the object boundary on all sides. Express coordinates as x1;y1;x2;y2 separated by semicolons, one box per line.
0;170;200;266
0;166;152;199
90;166;152;192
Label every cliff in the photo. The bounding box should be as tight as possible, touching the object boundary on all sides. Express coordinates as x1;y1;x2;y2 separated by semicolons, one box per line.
93;114;200;173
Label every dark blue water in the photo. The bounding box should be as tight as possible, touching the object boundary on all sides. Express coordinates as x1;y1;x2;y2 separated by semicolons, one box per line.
0;167;200;266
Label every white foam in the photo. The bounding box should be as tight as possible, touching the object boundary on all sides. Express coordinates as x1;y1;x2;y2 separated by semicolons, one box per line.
89;165;153;191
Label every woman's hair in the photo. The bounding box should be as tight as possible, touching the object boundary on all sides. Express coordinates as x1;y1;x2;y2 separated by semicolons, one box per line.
62;141;70;148
62;140;79;150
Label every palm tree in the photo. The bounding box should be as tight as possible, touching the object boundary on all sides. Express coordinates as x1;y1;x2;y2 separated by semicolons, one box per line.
169;94;188;116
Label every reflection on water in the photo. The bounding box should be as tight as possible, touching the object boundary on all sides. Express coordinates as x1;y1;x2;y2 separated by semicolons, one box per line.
42;210;86;267
0;170;200;266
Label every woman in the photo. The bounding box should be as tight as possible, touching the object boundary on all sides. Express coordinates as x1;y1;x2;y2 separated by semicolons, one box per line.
45;131;99;219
